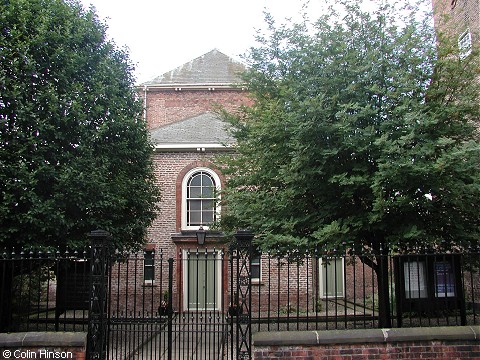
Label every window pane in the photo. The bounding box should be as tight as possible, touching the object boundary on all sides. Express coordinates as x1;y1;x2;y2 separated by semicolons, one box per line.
202;186;215;198
201;174;213;187
144;267;154;281
251;265;260;279
202;210;214;224
459;30;472;59
188;200;202;211
188;186;202;198
202;199;215;211
185;170;219;228
189;174;202;186
144;252;154;281
251;254;261;279
189;211;202;226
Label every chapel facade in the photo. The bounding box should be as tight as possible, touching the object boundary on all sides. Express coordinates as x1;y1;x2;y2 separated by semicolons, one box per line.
136;49;252;311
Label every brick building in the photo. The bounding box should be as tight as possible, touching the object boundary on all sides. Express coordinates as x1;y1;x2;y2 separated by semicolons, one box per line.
127;49;373;316
432;0;479;57
140;49;249;251
116;2;479;314
134;49;252;312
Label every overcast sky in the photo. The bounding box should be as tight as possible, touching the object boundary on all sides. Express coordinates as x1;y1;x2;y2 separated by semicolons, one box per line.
79;0;326;84
78;0;430;84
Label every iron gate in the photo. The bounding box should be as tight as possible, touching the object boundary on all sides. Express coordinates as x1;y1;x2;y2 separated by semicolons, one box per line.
87;231;254;360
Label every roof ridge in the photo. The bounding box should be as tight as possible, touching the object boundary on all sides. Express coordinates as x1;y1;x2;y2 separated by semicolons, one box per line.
141;49;246;86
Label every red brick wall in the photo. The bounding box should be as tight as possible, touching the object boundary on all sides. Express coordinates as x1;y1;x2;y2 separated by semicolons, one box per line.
147;151;223;257
119;84;251;313
106;151;225;314
250;255;376;315
140;88;252;130
140;85;251;252
254;341;480;360
108;242;231;315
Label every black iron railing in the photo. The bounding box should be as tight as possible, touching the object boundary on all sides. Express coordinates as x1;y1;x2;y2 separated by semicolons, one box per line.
249;250;480;331
0;247;91;333
0;240;479;359
107;247;234;360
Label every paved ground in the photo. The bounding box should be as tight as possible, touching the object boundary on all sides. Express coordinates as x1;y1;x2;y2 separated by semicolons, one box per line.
108;314;234;360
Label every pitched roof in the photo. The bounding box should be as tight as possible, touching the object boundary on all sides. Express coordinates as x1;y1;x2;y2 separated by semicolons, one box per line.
142;49;246;86
150;112;234;148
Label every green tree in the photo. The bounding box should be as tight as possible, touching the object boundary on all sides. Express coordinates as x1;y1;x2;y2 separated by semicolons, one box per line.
220;0;480;327
0;0;160;251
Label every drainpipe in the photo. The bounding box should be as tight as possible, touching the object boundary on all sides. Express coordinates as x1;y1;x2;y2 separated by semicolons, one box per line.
143;85;148;125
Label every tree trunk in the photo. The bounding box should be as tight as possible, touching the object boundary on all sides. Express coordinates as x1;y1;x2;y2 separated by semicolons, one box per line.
361;237;392;329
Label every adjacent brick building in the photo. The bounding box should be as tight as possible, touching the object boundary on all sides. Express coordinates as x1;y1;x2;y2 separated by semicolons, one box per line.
432;0;479;57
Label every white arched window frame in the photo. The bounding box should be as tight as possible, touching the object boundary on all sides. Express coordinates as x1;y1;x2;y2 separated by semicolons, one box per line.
181;167;221;230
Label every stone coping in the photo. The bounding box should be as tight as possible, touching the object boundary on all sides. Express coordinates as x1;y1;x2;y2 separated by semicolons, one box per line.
253;326;480;346
0;332;87;348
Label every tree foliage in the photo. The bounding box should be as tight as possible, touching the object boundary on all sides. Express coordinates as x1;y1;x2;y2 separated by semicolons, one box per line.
0;0;160;250
220;0;480;255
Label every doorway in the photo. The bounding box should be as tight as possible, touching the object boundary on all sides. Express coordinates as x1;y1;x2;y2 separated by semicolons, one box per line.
183;249;222;311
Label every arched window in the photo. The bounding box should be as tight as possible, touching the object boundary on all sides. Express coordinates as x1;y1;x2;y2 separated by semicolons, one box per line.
182;168;221;230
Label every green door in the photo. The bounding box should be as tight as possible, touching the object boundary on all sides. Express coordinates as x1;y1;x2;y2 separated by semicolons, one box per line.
186;251;219;310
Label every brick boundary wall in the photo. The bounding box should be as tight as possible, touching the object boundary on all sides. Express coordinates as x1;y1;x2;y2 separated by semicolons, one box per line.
0;332;86;360
253;326;480;360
